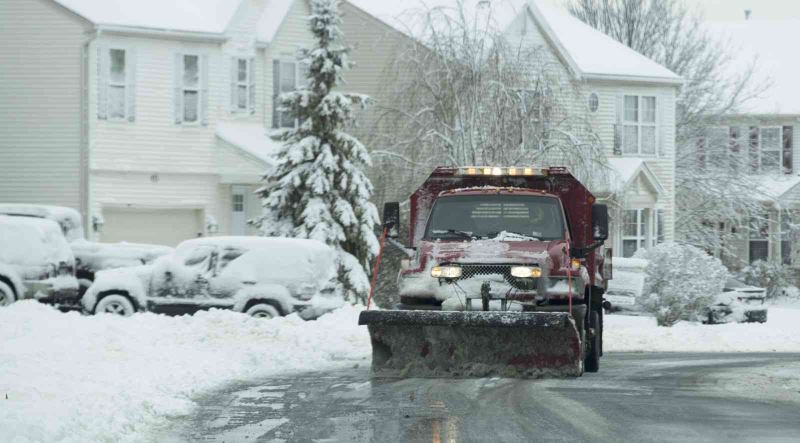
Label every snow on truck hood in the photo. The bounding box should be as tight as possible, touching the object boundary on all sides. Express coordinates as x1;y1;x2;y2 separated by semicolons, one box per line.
423;238;556;265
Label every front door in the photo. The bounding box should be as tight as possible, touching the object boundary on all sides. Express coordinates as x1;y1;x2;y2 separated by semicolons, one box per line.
231;186;249;235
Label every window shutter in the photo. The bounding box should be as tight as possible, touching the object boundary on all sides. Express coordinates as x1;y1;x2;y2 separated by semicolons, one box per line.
272;59;280;128
249;57;256;115
97;46;109;120
783;126;793;174
749;126;759;172
173;53;183;124
230;57;237;113
200;54;209;126
656;96;664;157
613;93;623;155
126;48;136;122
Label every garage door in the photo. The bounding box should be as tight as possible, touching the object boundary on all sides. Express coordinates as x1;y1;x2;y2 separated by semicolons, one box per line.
102;208;203;247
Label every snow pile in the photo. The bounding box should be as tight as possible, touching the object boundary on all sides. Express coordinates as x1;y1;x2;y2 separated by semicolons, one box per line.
606;304;800;352
0;301;370;443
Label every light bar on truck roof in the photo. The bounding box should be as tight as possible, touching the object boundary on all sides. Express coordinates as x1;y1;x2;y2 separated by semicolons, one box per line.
459;167;545;177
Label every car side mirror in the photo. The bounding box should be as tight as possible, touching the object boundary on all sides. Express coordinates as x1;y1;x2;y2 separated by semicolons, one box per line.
382;202;400;239
592;204;609;241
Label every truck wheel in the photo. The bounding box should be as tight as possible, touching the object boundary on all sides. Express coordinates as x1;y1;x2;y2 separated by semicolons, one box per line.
584;311;600;373
246;303;280;319
0;281;14;306
95;294;135;316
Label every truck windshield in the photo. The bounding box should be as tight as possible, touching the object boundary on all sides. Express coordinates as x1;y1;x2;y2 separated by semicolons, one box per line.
425;195;565;241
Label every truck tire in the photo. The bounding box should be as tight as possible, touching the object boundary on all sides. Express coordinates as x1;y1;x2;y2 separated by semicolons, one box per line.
245;303;280;319
584;310;600;373
94;294;136;316
0;281;14;306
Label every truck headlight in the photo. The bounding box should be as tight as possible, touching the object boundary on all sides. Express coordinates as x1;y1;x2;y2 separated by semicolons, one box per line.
431;266;462;279
510;266;542;278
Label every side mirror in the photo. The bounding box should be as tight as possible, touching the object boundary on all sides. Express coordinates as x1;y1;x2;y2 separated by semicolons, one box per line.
382;202;400;239
592;204;609;241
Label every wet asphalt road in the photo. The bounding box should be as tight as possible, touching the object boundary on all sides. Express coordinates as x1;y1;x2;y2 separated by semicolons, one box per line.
162;353;800;442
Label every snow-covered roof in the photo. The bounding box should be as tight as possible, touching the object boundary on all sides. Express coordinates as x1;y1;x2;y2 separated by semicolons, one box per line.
216;121;282;164
348;0;681;84
52;0;243;34
256;0;296;44
708;20;800;115
594;158;666;196
753;174;800;205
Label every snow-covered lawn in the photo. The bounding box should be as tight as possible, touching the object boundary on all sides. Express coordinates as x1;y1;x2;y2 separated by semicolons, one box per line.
605;301;800;352
0;302;370;443
2;300;799;442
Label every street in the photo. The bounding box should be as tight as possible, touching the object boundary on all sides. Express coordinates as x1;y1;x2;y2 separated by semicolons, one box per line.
159;353;800;442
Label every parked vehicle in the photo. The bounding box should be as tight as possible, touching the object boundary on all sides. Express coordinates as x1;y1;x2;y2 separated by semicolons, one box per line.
0;215;80;307
704;278;768;324
0;204;172;293
82;236;341;319
359;166;611;377
604;257;647;314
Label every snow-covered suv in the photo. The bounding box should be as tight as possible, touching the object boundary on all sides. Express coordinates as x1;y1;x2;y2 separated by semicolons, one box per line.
82;237;342;319
0;215;80;307
0;204;172;293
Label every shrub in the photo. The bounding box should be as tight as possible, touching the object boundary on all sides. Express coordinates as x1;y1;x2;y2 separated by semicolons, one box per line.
738;260;792;299
636;243;729;327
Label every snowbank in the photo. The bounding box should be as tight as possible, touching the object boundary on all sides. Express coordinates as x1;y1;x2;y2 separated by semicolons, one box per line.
605;304;800;352
0;301;370;443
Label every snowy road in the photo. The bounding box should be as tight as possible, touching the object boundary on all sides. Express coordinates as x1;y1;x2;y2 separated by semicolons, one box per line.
160;353;800;442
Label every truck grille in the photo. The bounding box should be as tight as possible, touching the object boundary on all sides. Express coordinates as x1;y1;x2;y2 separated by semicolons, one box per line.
449;264;538;291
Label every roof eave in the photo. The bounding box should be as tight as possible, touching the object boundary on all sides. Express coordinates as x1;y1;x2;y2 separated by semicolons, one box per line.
583;73;684;86
96;24;229;43
525;2;584;81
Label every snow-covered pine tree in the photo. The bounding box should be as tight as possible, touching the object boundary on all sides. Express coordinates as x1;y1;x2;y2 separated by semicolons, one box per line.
254;0;379;304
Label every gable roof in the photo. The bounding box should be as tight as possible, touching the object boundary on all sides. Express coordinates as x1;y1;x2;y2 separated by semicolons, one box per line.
216;122;282;165
709;20;800;115
348;0;681;85
754;175;800;206
593;158;666;197
256;0;297;44
52;0;243;34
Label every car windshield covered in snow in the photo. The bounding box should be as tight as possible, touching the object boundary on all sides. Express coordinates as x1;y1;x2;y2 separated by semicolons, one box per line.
424;194;565;241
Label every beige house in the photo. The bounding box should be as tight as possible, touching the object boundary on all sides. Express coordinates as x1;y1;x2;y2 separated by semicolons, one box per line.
0;0;408;246
698;19;800;274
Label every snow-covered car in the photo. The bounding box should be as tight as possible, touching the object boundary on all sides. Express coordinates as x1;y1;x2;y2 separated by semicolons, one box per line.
0;215;79;307
604;257;647;314
82;237;342;319
0;204;172;293
704;278;768;324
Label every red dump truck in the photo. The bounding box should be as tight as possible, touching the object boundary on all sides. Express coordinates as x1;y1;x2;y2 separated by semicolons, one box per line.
359;166;611;377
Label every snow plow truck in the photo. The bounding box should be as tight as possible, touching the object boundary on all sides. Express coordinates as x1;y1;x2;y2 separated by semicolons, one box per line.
359;166;612;377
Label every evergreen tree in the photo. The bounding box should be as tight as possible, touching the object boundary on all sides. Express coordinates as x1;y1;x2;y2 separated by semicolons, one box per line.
254;0;379;304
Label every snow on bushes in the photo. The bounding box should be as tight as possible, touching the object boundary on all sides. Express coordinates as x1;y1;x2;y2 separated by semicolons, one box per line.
636;242;729;326
738;260;794;299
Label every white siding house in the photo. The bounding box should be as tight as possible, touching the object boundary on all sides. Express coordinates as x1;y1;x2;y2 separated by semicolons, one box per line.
700;19;800;277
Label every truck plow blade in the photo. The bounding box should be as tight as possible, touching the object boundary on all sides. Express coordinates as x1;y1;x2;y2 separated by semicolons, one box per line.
358;310;583;378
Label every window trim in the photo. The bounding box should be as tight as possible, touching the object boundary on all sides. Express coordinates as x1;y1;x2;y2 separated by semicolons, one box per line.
758;126;783;174
621;95;658;156
622;208;650;257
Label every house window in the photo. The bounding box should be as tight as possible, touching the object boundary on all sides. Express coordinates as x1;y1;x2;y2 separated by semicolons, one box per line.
655;209;665;244
108;49;127;119
232;194;244;212
182;55;200;123
622;209;649;257
749;215;769;263
272;60;309;128
588;92;599;113
236;59;249;110
759;127;782;174
622;95;657;155
781;210;796;265
231;57;255;114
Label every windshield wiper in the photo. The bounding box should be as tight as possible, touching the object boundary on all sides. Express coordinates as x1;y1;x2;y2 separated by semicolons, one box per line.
430;229;475;240
485;230;540;241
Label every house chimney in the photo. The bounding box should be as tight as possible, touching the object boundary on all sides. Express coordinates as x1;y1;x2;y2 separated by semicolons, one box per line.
744;9;752;20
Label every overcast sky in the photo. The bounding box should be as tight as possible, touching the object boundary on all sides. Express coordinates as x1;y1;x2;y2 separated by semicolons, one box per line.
352;0;800;22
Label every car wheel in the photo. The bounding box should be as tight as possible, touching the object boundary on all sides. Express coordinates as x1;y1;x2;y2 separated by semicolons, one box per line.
246;303;280;319
94;294;135;316
0;282;15;306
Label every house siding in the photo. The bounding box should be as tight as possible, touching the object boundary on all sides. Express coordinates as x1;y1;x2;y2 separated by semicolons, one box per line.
0;0;90;213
